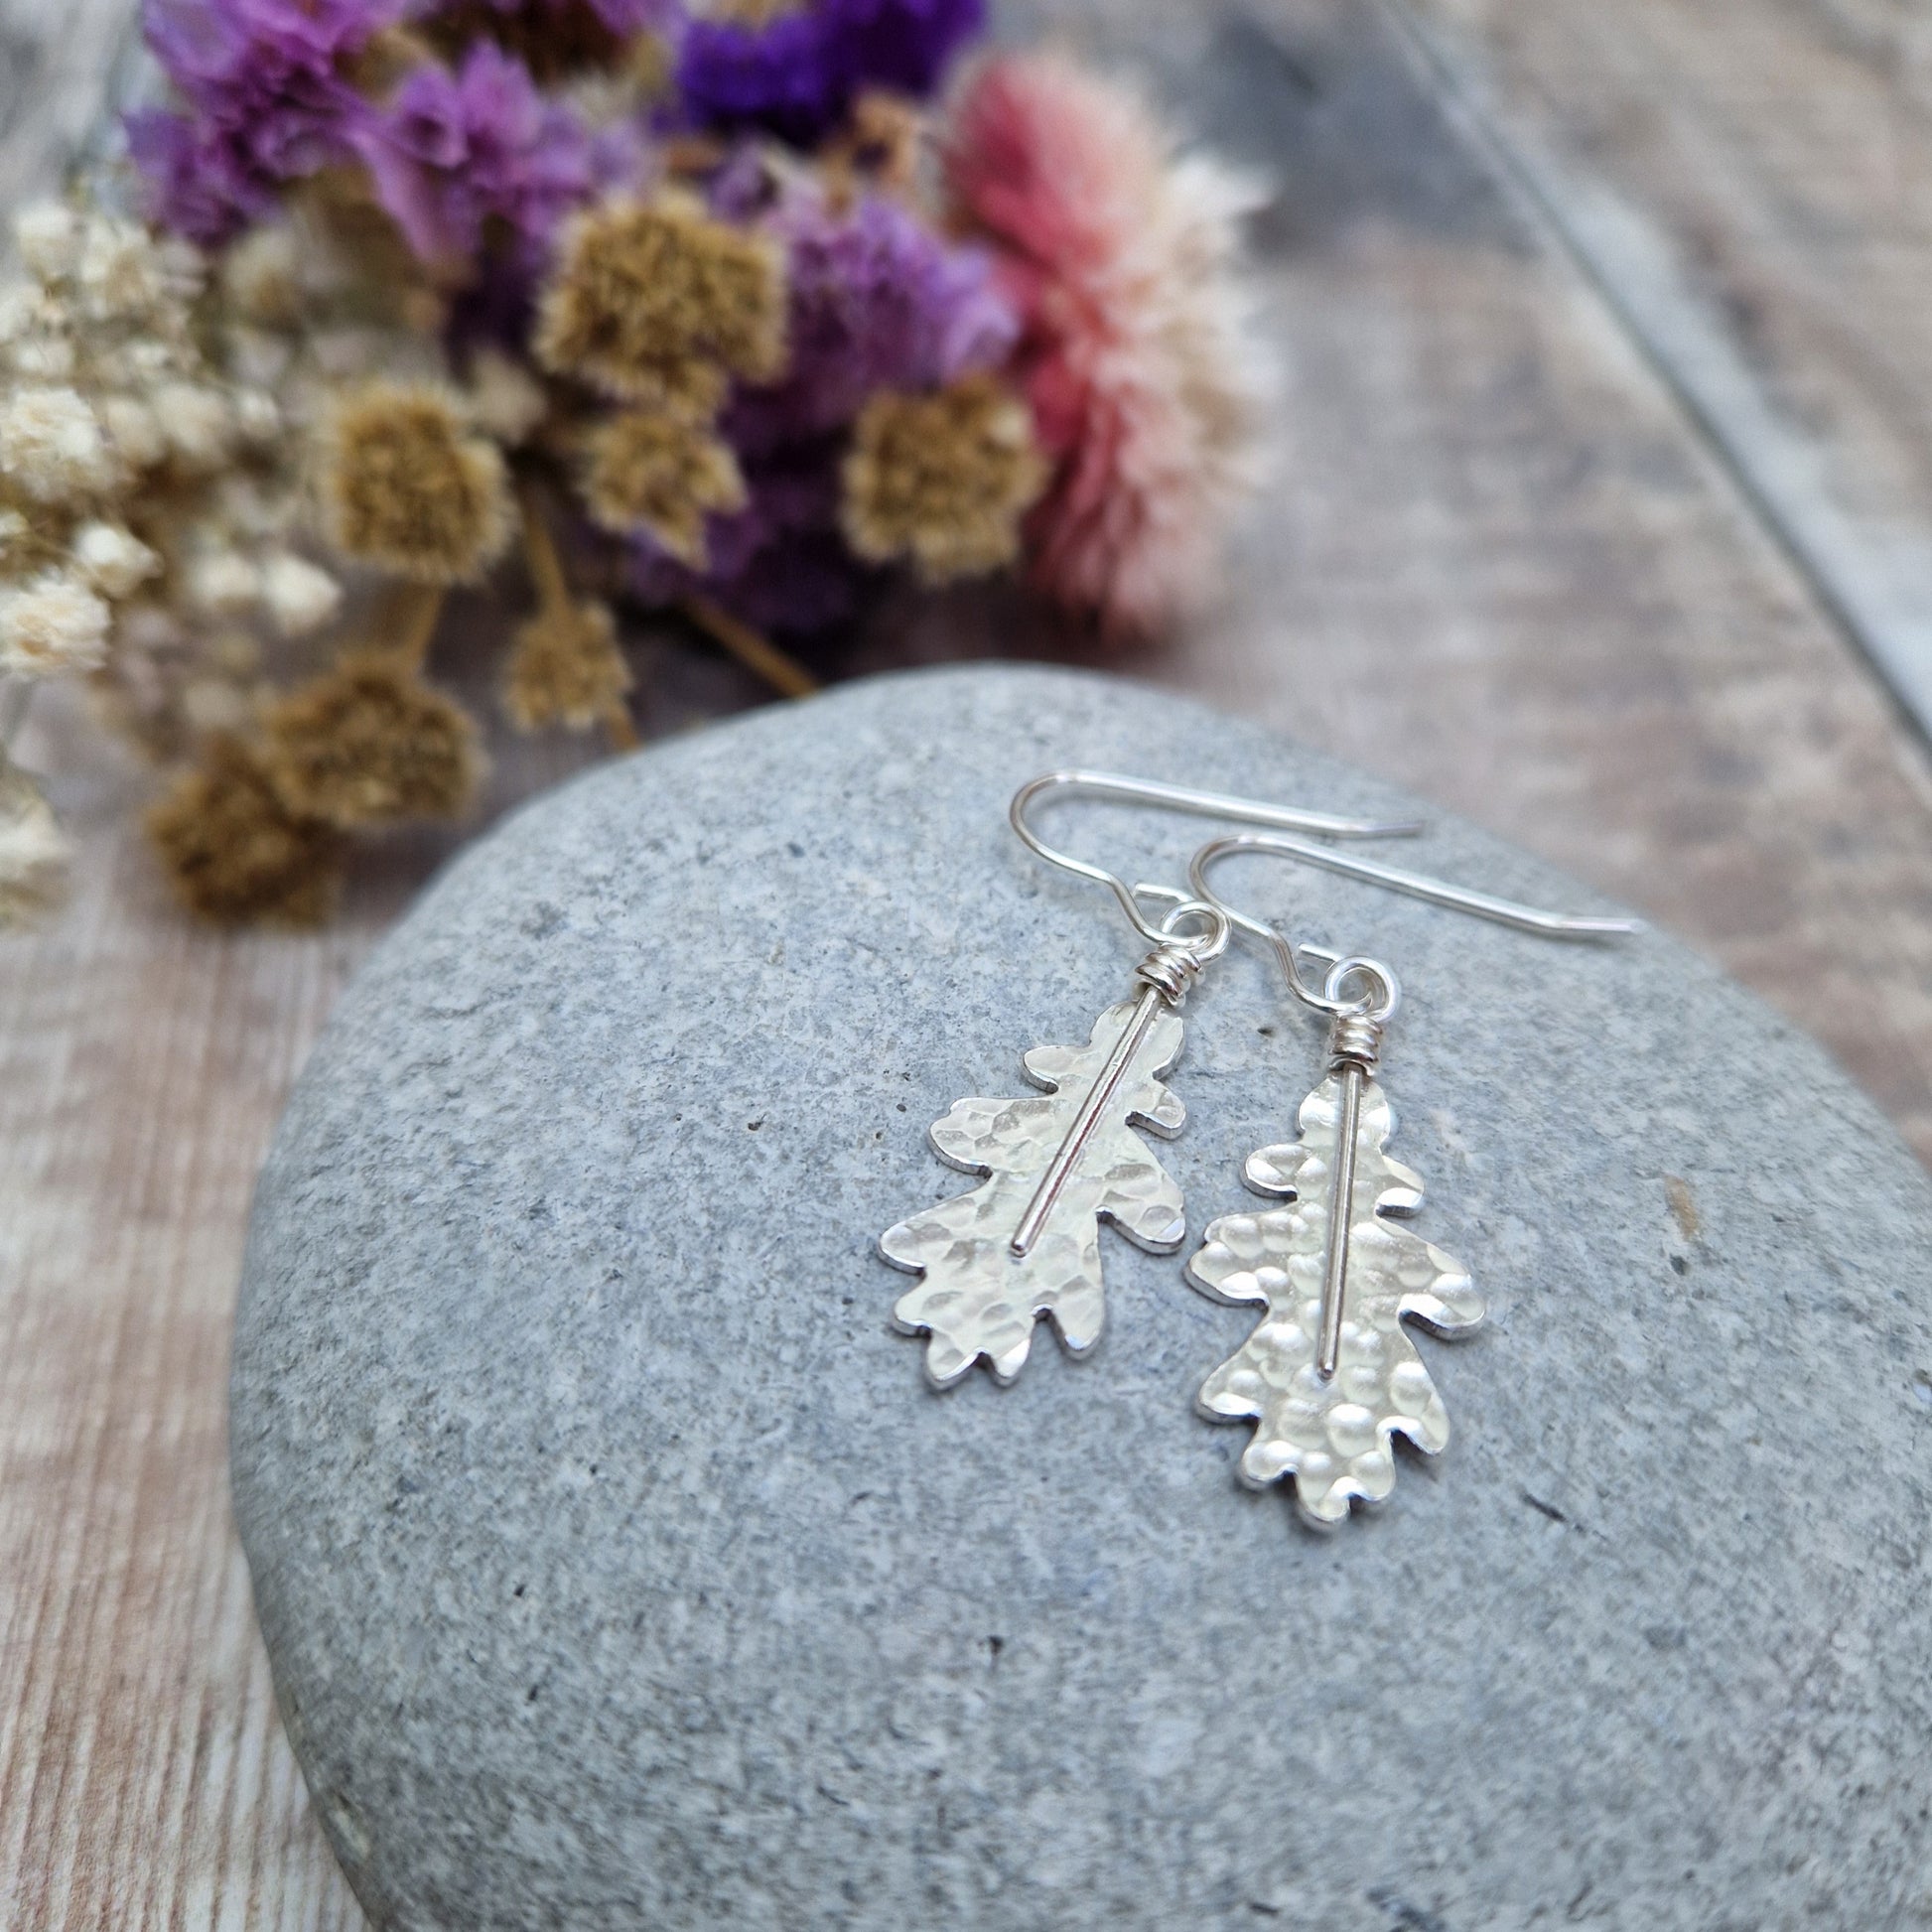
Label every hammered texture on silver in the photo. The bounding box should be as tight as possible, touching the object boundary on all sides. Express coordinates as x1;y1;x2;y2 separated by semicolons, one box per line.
1187;1073;1482;1526
882;1000;1187;1388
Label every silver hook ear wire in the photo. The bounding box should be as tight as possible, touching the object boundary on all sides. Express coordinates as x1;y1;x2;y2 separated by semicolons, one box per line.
1010;770;1427;950
1187;830;1642;1017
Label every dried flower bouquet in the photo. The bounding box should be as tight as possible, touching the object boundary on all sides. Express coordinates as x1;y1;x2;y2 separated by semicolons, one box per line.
0;0;1271;925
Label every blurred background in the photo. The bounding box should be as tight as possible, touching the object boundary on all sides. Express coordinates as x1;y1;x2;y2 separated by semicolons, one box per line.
6;0;1932;1920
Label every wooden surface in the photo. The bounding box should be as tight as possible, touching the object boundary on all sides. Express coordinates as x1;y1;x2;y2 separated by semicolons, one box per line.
8;0;1932;1923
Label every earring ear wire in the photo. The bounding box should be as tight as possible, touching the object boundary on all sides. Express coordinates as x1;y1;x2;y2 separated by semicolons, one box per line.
1010;770;1425;949
1188;829;1640;1016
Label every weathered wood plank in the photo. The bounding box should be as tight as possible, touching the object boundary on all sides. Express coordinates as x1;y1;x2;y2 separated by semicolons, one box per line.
951;0;1932;1156
1403;0;1932;733
0;704;370;1927
8;0;1932;1923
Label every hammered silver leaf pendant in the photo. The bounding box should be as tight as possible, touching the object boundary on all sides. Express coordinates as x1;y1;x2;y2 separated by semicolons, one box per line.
1187;1069;1483;1526
882;997;1189;1388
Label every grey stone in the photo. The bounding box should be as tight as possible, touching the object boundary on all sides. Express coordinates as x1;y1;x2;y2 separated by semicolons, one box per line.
232;664;1932;1932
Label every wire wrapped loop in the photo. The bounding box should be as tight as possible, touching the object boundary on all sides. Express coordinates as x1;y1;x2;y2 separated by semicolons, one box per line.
1135;938;1209;1005
1328;1010;1384;1071
1127;898;1230;1005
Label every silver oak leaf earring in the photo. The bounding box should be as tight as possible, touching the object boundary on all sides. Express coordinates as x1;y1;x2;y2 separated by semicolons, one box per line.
1183;832;1640;1527
880;772;1424;1390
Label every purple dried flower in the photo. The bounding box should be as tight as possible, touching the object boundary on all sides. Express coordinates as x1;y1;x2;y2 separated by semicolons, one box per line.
559;0;681;35
675;10;836;148
826;0;982;99
677;0;983;146
727;188;1016;452
703;143;785;223
632;184;1015;632
633;436;878;634
715;523;875;633
143;0;391;97
125;108;276;246
585;114;655;200
427;0;683;36
130;0;392;239
353;45;597;270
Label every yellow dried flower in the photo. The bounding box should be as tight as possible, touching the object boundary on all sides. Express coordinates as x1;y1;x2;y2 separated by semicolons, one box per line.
823;90;926;202
147;735;344;926
582;409;746;565
623;30;675;100
263;651;483;825
534;194;786;406
842;374;1046;582
502;598;631;732
345;23;438;91
706;0;805;21
321;382;511;583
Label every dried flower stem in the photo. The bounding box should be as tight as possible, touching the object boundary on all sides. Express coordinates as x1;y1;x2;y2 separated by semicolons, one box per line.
516;479;638;750
394;582;449;670
517;478;572;612
603;700;642;753
680;595;818;701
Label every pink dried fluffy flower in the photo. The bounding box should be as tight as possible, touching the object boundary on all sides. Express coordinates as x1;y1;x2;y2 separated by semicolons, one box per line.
945;53;1272;635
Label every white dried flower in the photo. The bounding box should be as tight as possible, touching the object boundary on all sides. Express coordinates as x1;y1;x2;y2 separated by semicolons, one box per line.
117;338;178;386
9;332;75;379
75;215;175;322
0;762;70;926
232;388;280;442
211;470;296;542
0;280;41;345
151;382;234;469
158;233;204;289
467;349;548;446
225;326;295;392
0;569;111;674
259;552;342;636
0;385;120;500
71;520;161;599
221;223;302;325
98;393;167;471
310;324;411;381
0;507;28;564
186;550;260;615
14;203;79;282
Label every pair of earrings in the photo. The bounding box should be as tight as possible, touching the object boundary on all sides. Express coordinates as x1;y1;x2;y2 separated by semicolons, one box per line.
878;771;1636;1528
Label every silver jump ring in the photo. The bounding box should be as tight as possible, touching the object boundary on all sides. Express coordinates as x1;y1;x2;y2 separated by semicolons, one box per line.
1157;898;1232;963
1323;954;1400;1023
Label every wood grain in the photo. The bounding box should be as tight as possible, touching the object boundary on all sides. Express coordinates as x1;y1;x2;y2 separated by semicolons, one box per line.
1;703;371;1925
1404;0;1932;727
8;0;1932;1923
